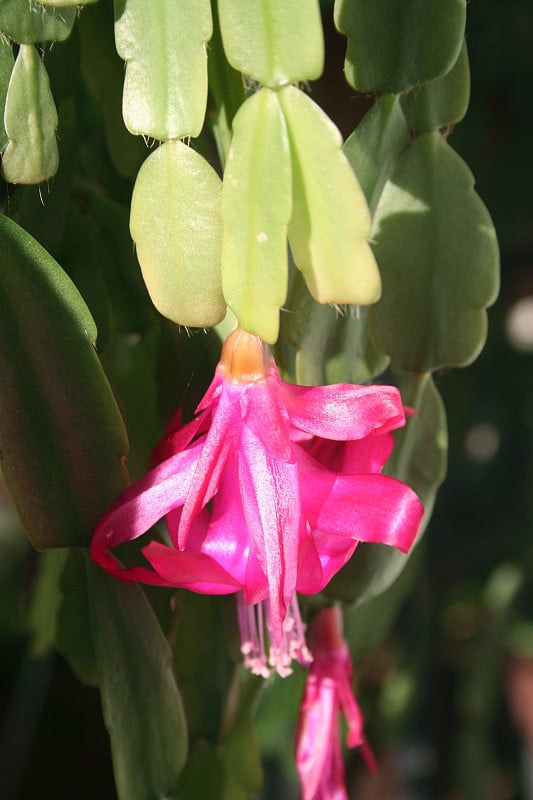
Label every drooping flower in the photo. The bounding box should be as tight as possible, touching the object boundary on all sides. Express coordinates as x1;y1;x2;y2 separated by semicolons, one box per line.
295;606;375;800
91;328;423;676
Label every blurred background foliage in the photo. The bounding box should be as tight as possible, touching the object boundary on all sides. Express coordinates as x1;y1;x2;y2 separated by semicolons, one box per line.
0;0;531;798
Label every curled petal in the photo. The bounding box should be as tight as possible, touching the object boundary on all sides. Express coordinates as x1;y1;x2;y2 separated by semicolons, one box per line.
299;451;423;553
90;443;203;566
279;379;406;440
142;541;241;593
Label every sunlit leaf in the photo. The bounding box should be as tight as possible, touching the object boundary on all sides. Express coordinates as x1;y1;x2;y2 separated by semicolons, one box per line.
278;85;381;307
221;87;291;344
89;558;187;800
0;38;14;151
0;215;129;550
218;0;323;87
334;0;466;93
0;0;75;44
35;0;97;5
343;93;410;215
370;132;500;371
114;0;212;139
2;45;58;184
130;139;226;327
401;41;470;131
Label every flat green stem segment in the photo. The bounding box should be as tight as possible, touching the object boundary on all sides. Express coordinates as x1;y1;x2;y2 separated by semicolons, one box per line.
35;0;97;5
401;40;471;131
0;39;14;151
114;0;212;139
130;140;226;328
0;0;75;44
0;215;129;550
370;132;500;372
344;94;410;216
218;0;323;87
334;0;466;93
2;44;59;184
278;85;381;307
89;558;187;800
221;88;291;344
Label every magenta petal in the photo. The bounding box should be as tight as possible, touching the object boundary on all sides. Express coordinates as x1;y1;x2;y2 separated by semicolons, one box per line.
90;443;203;565
302;529;357;593
239;424;300;647
195;461;253;589
296;676;342;800
307;432;394;474
178;389;236;548
280;379;406;440
142;541;241;594
299;452;423;553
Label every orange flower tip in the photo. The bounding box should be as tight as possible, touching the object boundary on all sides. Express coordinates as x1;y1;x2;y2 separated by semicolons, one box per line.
219;328;270;383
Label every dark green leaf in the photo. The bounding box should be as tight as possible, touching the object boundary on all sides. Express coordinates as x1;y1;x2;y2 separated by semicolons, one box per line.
89;558;188;800
176;743;225;800
173;592;233;743
370;132;499;372
401;41;470;131
26;548;68;656
0;214;129;549
220;668;263;800
334;0;466;93
56;548;98;686
0;0;75;44
11;97;77;253
102;330;160;481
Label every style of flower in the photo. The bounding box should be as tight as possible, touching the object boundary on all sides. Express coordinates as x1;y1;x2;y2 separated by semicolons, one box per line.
91;328;423;676
295;606;375;800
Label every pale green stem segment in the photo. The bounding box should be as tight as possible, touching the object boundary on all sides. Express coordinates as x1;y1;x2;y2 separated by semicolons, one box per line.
221;87;292;344
0;38;14;151
34;0;97;5
114;0;212;139
0;0;76;44
2;44;59;184
278;85;381;307
218;0;324;87
130;139;226;328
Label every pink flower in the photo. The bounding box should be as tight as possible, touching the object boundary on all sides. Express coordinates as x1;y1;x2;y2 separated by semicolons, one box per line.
296;607;375;800
91;328;423;676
